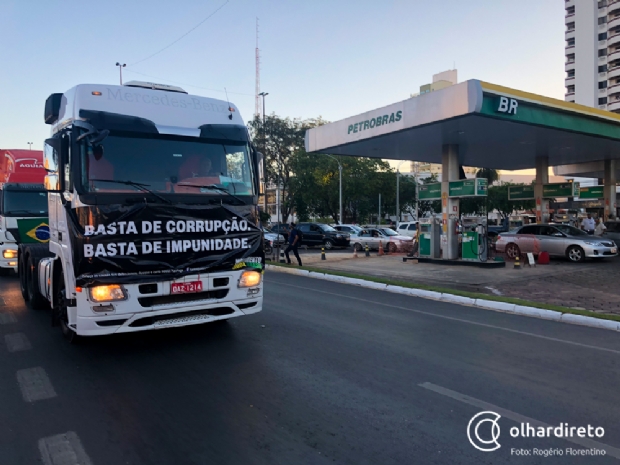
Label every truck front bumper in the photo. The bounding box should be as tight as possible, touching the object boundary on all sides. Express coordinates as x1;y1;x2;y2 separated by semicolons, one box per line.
70;271;263;336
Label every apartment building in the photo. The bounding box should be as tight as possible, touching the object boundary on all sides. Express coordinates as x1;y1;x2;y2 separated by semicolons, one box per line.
565;0;620;112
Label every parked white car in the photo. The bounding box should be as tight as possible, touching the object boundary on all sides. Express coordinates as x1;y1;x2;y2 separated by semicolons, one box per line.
396;221;418;238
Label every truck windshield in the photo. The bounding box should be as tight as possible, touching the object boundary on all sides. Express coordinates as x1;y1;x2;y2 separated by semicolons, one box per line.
3;190;48;216
79;134;255;197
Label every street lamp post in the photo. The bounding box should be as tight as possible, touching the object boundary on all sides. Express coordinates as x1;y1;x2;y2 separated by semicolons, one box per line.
259;92;268;123
258;92;269;219
115;62;126;85
396;160;407;223
325;154;343;224
27;142;33;150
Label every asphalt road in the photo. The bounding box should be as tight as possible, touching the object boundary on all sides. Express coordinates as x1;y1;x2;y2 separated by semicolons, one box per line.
0;272;619;464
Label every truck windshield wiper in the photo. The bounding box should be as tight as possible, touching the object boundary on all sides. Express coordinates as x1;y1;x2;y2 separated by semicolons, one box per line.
89;179;172;205
175;183;246;205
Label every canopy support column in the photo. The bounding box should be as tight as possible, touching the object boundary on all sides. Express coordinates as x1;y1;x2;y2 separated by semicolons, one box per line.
441;145;459;259
604;159;617;220
534;156;549;224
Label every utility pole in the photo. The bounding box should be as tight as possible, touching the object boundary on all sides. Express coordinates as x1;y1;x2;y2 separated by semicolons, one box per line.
325;154;343;224
115;63;126;85
378;193;381;225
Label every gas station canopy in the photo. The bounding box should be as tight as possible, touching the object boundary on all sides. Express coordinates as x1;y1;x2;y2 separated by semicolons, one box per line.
305;80;620;171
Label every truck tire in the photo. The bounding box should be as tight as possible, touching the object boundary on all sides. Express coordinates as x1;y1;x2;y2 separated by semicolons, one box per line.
55;274;78;343
25;246;52;310
19;252;29;301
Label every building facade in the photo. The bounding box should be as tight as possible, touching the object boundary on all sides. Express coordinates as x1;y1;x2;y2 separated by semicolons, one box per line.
565;0;620;112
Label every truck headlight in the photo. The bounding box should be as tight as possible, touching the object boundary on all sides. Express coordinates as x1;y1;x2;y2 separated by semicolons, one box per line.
2;250;17;259
238;270;262;288
88;284;127;302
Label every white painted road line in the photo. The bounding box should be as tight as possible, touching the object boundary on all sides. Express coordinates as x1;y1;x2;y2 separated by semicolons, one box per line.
0;312;17;324
271;280;620;355
5;332;31;352
419;382;620;459
39;432;93;465
16;367;57;402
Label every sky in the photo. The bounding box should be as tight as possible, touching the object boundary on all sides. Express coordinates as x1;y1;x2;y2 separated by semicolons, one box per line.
0;0;565;164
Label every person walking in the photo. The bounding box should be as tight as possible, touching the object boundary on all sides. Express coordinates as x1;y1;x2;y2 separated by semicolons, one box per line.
594;217;607;236
581;213;596;235
285;222;302;266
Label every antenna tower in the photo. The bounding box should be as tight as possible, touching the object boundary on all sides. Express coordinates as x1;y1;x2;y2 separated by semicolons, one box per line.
255;18;261;118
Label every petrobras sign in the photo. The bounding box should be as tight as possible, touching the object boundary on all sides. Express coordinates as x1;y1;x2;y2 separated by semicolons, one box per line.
347;111;403;135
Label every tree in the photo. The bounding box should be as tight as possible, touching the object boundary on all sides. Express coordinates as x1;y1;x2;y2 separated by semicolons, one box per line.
289;151;393;224
248;115;327;223
476;168;500;185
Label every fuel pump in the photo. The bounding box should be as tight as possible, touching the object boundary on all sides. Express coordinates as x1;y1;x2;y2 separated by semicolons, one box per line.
418;216;441;259
461;216;488;262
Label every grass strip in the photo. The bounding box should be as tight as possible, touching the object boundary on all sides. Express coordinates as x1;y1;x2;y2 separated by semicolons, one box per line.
268;262;620;324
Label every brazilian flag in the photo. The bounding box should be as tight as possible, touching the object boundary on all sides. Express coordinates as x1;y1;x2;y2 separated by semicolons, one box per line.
16;218;50;244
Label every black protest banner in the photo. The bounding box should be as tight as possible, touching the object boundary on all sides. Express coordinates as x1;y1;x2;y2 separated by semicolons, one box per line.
65;203;262;286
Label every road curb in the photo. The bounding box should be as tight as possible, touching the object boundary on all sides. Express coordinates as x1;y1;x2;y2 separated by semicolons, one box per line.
266;265;620;332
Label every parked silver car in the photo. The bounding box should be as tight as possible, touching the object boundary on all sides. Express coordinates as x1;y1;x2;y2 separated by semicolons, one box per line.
352;228;413;253
333;224;363;238
495;224;618;263
263;228;286;254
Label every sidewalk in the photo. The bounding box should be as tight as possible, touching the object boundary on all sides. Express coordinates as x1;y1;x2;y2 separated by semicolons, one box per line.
286;252;620;316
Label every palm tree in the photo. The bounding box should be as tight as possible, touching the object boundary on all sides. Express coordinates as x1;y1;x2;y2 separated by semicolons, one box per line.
476;168;500;185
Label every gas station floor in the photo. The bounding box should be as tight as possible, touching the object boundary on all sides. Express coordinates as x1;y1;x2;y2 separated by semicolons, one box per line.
290;252;620;315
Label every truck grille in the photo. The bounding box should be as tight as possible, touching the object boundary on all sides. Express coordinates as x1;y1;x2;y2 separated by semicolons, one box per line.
129;307;234;327
137;289;229;308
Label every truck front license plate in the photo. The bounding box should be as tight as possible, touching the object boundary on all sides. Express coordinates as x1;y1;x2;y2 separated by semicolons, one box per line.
171;281;203;294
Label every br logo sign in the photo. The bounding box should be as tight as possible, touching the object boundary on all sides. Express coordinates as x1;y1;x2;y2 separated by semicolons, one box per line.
496;96;518;115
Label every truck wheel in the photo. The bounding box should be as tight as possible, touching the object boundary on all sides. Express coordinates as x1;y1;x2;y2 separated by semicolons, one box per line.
26;253;49;310
324;239;334;250
56;276;78;343
19;254;29;301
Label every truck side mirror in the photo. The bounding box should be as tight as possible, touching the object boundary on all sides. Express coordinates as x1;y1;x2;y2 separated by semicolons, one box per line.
256;151;265;195
43;137;65;193
43;139;61;192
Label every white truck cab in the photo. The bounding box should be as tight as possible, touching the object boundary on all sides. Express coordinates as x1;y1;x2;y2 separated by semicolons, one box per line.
20;81;265;341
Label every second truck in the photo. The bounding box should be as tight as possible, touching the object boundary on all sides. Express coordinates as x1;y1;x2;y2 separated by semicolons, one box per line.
0;149;49;274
